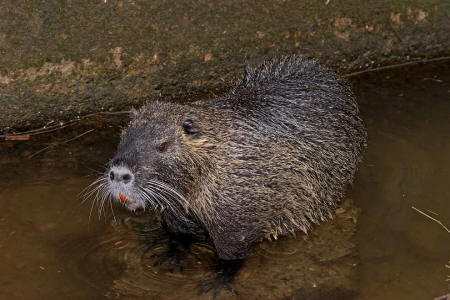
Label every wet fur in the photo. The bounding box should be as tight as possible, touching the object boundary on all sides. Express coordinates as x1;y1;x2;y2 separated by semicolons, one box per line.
109;57;367;260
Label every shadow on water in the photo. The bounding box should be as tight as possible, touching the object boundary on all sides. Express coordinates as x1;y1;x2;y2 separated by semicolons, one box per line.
0;61;449;299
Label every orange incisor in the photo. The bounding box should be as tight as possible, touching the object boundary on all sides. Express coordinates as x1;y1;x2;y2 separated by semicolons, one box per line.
119;193;131;204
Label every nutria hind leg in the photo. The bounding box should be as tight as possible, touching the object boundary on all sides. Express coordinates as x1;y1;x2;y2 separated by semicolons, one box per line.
152;231;193;272
199;258;243;298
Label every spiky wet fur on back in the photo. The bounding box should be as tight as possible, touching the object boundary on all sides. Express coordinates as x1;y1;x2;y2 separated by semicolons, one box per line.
124;57;367;260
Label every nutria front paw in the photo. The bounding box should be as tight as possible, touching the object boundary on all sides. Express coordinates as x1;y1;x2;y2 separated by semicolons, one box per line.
151;247;188;272
151;231;192;272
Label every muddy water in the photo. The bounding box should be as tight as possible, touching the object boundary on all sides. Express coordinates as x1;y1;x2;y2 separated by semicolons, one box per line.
0;62;449;299
352;62;450;299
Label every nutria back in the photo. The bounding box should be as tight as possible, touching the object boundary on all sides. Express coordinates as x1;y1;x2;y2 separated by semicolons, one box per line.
105;56;367;260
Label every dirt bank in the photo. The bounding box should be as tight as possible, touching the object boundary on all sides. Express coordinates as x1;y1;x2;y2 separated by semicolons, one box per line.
0;0;449;133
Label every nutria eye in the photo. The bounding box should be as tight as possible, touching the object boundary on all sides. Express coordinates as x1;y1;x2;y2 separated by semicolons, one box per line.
182;119;199;135
157;142;168;152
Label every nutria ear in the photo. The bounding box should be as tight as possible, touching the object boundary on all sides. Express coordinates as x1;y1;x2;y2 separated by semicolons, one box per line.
182;119;199;135
130;107;138;119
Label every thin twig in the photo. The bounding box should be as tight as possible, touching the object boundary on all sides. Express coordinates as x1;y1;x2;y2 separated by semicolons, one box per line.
1;111;129;141
426;209;439;216
28;129;95;158
343;56;450;78
411;206;450;234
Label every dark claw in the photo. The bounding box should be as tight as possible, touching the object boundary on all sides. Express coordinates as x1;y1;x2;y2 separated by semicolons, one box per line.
199;258;243;298
200;276;239;298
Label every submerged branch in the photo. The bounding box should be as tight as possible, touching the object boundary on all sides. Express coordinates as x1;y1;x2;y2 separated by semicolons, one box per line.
411;206;450;234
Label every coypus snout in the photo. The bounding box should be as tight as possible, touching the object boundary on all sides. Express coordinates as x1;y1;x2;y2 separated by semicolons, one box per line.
106;163;143;210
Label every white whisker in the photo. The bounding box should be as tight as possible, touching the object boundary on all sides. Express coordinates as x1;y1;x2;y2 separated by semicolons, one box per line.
109;194;116;223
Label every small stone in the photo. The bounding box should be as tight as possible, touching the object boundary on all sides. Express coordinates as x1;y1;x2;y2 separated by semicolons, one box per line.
204;53;213;62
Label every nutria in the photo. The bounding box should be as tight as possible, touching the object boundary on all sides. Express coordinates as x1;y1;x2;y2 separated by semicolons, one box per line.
90;56;367;294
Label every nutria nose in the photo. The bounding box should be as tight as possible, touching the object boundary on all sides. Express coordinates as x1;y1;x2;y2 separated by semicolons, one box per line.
109;167;133;184
122;173;132;183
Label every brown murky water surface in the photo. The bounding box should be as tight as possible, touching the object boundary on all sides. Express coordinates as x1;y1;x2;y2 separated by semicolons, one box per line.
0;62;449;299
352;62;450;299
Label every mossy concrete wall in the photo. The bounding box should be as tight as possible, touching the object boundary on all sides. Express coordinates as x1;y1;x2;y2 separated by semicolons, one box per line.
0;0;449;132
